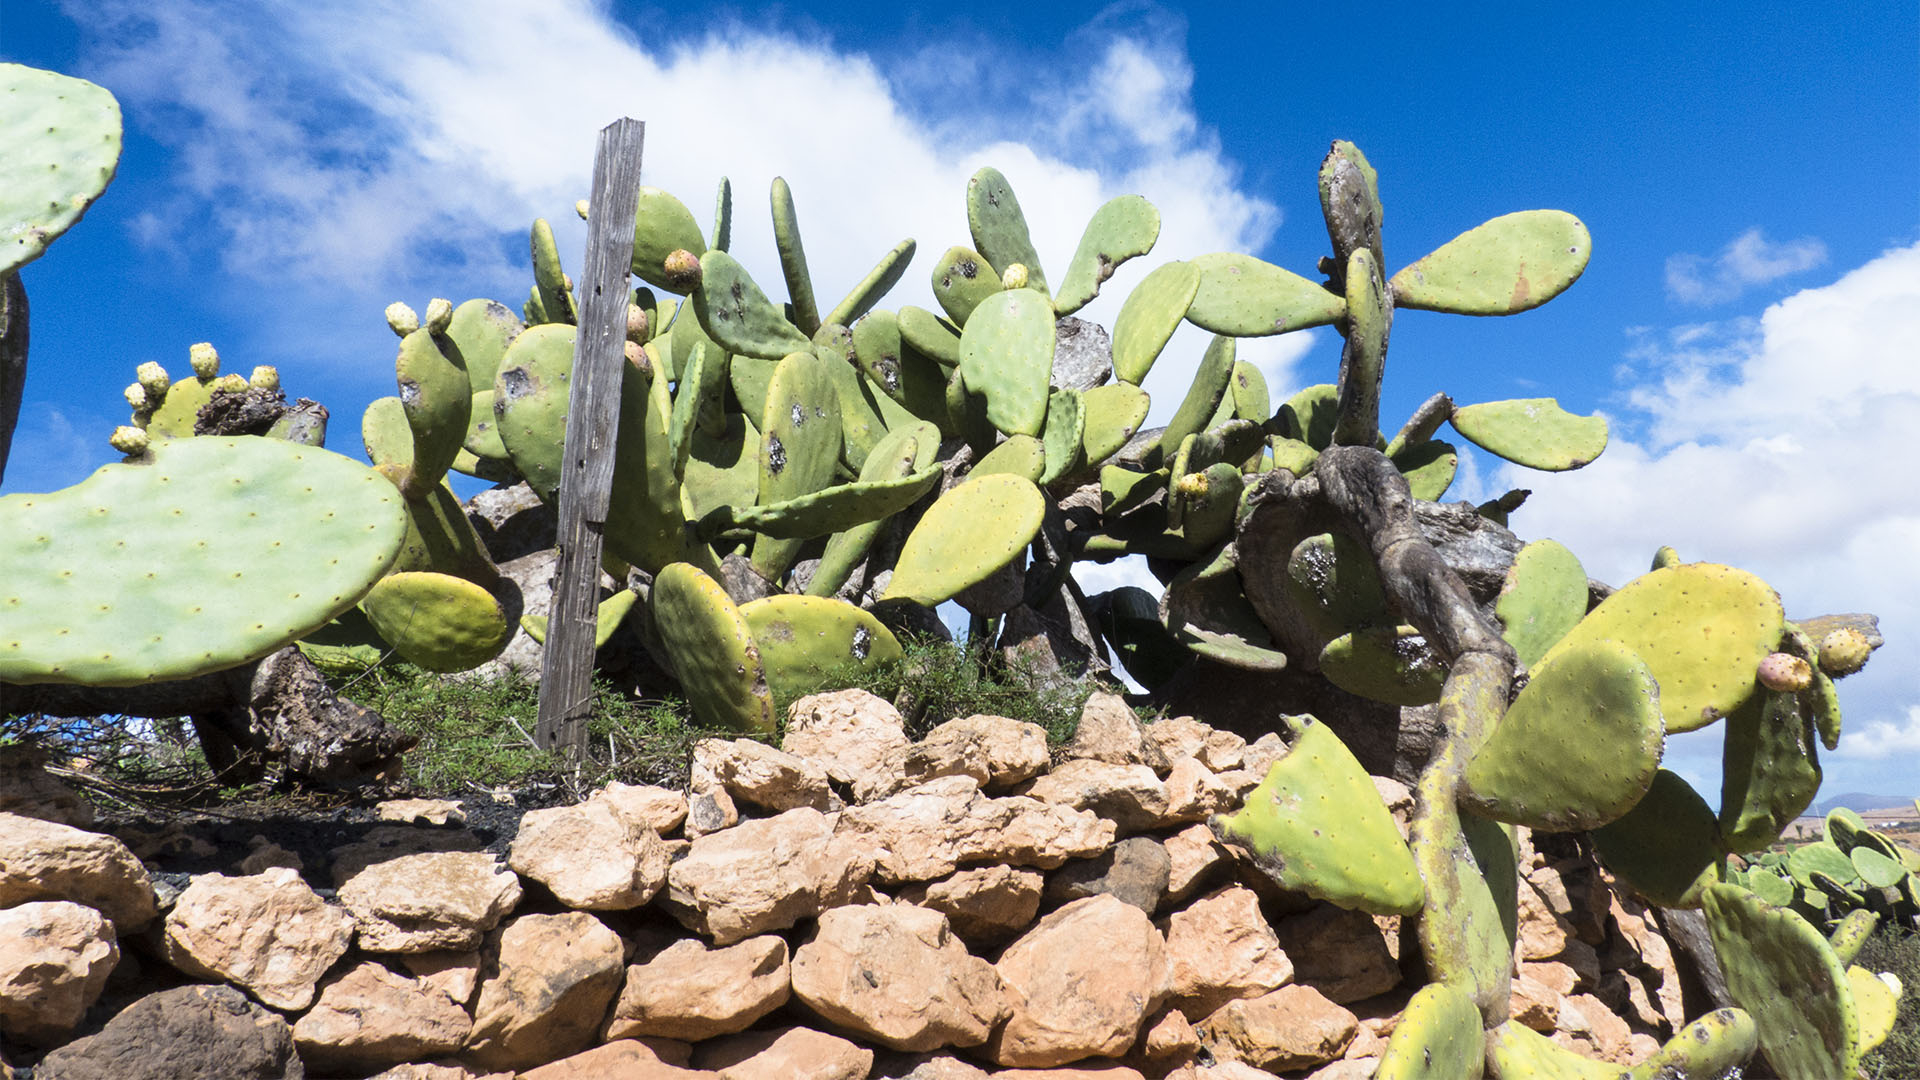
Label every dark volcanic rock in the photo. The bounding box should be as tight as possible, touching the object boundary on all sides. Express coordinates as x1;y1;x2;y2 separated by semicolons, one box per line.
34;984;302;1080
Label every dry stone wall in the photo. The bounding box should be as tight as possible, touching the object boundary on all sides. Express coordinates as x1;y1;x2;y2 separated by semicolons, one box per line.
0;689;1696;1079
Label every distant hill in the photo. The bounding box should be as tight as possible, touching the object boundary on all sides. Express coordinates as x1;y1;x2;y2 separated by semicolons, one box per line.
1815;793;1919;815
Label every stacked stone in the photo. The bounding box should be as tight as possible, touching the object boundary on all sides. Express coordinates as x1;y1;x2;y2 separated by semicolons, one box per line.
0;690;1681;1079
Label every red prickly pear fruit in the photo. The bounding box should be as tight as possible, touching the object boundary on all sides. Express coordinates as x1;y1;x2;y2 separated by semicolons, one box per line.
626;303;650;344
1756;652;1812;692
663;249;702;293
1818;628;1873;677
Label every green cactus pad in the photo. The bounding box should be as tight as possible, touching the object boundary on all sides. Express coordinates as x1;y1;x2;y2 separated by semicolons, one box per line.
1809;664;1844;750
1163;541;1287;671
462;391;509;462
897;305;962;367
1849;966;1898;1058
1317;627;1447;707
748;349;844;578
1829;911;1879;966
1;64;123;274
1542;562;1785;733
1390;210;1592;316
966;166;1047;297
729;354;776;427
852;310;949;425
1373;982;1482;1080
1096;586;1189;691
708;454;938;540
1318;141;1384;282
144;374;217;440
1624;1008;1759;1080
709;177;732;252
520;590;637;649
668;292;720;379
1150;335;1236;470
630;186;707;291
683;414;763;522
1495;538;1589;669
1212;714;1424;913
651;562;775;734
740;595;903;702
1038;389;1085;485
1485;1021;1619;1079
1334;247;1390;447
391;480;496;584
1788;842;1858;889
1111;260;1200;385
1286;531;1393;642
1054;194;1160;316
808;327;888;472
0;437;406;685
359;571;510;673
958;288;1056;438
1591;769;1724;908
1389;438;1457;501
1719;689;1821;852
1080;383;1152;464
1449;397;1608;471
1226;361;1269;425
394;327;471;498
823;237;916;330
769;177;820;336
530;219;575;324
969;434;1046;483
668;342;715;473
804;424;934;599
1276;383;1341;450
608;350;715;576
693;250;812;359
1185;252;1346;337
1270;435;1318;476
1852;846;1906;889
446;299;524;396
1168;462;1243;547
881;473;1045;607
1702;881;1861;1080
491;323;577;500
930;245;1001;326
1463;638;1662;832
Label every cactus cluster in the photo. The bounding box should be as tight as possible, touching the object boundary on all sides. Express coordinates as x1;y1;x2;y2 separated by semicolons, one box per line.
1732;806;1920;936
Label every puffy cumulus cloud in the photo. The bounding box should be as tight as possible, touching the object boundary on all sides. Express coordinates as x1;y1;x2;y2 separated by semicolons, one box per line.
1665;227;1828;306
1834;707;1920;760
62;0;1294;393
1506;242;1920;792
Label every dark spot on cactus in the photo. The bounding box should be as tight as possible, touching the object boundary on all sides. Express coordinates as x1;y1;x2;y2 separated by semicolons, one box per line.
815;406;827;419
730;281;745;302
791;403;806;428
852;626;872;660
767;435;786;474
497;368;533;405
880;359;900;392
958;259;978;279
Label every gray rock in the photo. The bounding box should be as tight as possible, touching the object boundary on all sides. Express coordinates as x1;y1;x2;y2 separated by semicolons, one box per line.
34;984;302;1080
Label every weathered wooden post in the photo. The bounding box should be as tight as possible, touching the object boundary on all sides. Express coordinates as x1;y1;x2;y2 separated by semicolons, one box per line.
535;118;645;757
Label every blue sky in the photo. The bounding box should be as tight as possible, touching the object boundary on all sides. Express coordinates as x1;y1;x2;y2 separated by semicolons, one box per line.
5;1;1918;799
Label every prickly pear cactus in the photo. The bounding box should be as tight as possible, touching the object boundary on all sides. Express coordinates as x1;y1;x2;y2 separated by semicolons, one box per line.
1;63;122;274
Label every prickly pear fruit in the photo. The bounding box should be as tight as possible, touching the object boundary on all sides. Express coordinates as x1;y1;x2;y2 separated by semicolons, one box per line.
1818;627;1873;677
136;361;170;399
189;342;220;380
1000;262;1029;290
213;373;249;394
626;303;650;343
386;302;420;336
107;425;147;455
423;298;453;335
663;249;702;293
1757;651;1813;692
123;383;146;410
249;366;280;392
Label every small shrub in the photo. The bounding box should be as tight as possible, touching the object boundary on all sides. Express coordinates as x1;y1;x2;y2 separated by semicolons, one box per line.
1859;925;1920;1079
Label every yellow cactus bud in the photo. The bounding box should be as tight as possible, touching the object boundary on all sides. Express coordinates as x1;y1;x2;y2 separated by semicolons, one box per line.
249;366;280;392
424;298;454;335
574;199;590;220
384;301;420;337
188;342;220;380
108;425;149;456
124;383;148;410
135;361;170;398
1001;263;1030;290
214;373;250;394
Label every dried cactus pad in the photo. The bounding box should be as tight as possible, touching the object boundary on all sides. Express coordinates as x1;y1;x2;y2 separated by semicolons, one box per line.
1;64;122;274
0;436;406;685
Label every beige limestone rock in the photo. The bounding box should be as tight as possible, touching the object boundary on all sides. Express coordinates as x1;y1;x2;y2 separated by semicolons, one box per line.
234;836;302;876
1306;1060;1380;1080
684;787;741;840
1065;691;1166;769
328;824;485;884
870;1053;990;1079
990;1068;1147;1079
0;752;92;827
1019;759;1169;835
1510;968;1564;1031
989;894;1168;1068
897;866;1044;944
1145;716;1211;763
793;903;1007;1051
1271;903;1400;1004
1162;885;1292;1019
1162;1064;1276;1080
1196;984;1357;1072
836;775;1114;885
857;714;1051;802
403;949;483;1006
509;797;671;909
0;812;155;929
160;867;353;1011
367;1065;514;1080
606;935;791;1041
463;912;627;1071
596;781;690;836
378;798;466;825
1240;733;1283;781
1142;1008;1200;1062
521;1039;715;1079
1560;992;1635;1064
1196;729;1247;772
693;738;836;812
1517;875;1574;962
292;959;472;1072
665;807;875;944
695;1025;875;1080
339;850;522;953
1161;758;1236;825
1045;837;1169;915
784;689;911;784
0;901;117;1043
1163;824;1230;904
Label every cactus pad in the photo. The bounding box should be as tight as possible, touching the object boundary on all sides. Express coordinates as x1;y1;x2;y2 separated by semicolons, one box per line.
1054;194;1160;316
881;473;1045;607
631;186;707;291
1153;335;1236;470
751;349;843;579
491;323;577;500
394;327;471;498
1212;714;1425;914
521;590;637;650
966;166;1047;297
1702;882;1861;1079
1185;252;1346;337
1111;260;1200;385
0;437;406;685
652;562;775;733
1080;383;1152;464
693;250;811;359
1317;626;1447;706
741;595;903;702
360;571;510;672
1624;1008;1759;1080
958;288;1056;437
1463;638;1663;831
1448;397;1608;471
1591;769;1724;908
1373;982;1483;1080
1;64;123;274
1390;210;1591;315
1485;1021;1621;1078
1388;438;1457;501
1494;538;1589;669
823;237;915;330
1541;562;1784;733
930;245;1001;326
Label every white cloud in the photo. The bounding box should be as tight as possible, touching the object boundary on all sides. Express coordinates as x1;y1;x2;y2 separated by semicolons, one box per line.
1665;227;1828;306
1834;706;1920;759
1508;242;1920;790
